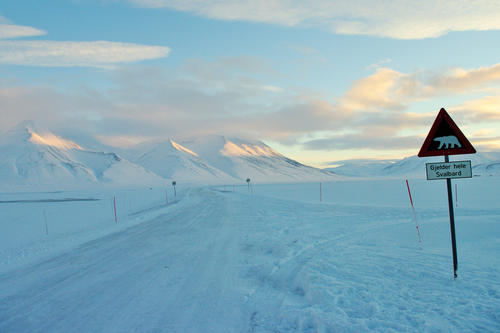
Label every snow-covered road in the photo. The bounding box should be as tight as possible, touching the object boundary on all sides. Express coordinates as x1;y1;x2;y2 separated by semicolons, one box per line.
1;185;499;332
1;188;252;332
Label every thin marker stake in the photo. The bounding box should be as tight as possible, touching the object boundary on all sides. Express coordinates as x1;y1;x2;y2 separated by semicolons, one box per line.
406;179;422;245
43;209;49;235
113;196;118;223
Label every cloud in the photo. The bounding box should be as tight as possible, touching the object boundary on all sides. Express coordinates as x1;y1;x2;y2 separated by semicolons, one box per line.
126;0;500;39
424;64;500;95
2;59;500;155
296;63;500;152
95;135;156;148
336;64;500;114
0;85;71;132
451;95;500;122
366;58;392;70
0;15;46;39
0;16;170;67
302;133;422;151
0;24;46;39
106;57;285;116
307;63;500;151
286;44;322;56
0;40;170;67
0;59;338;143
297;110;432;152
468;136;500;150
338;68;409;112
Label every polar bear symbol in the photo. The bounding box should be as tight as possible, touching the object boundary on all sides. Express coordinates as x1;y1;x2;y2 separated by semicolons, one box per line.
433;135;461;149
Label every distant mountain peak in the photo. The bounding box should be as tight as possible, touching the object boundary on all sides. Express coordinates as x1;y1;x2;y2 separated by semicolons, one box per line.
221;139;279;157
29;131;82;150
169;139;198;157
325;152;500;178
178;134;279;158
0;121;165;190
175;134;336;182
3;120;79;150
1;122;341;187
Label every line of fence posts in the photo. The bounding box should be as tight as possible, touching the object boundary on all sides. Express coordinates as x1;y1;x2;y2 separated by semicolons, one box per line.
34;188;180;239
36;181;321;238
32;180;462;258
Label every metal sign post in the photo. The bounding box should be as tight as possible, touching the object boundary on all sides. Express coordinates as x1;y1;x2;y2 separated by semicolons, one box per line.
444;155;458;278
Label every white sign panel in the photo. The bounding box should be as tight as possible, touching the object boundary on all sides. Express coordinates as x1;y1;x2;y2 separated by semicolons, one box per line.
426;160;472;180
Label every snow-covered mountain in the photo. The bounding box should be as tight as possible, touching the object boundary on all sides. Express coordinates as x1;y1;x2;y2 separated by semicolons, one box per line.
326;152;500;178
179;135;337;183
0;122;339;189
468;152;500;176
134;139;236;184
0;121;166;190
6;121;498;186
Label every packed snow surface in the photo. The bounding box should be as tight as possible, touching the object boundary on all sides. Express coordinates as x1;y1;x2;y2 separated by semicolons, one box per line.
1;178;499;332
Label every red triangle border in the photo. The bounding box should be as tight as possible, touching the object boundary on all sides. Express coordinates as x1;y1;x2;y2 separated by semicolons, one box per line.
418;108;476;157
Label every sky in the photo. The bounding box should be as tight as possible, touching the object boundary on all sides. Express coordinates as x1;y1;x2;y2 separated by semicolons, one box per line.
1;0;500;167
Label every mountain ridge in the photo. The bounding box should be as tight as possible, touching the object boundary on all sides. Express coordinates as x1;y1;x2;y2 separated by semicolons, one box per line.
325;152;500;178
0;122;167;191
1;122;339;190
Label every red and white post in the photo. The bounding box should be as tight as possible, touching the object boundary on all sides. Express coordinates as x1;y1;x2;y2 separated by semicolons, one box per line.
406;179;422;245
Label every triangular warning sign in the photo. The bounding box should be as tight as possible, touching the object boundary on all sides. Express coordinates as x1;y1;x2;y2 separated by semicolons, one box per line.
418;108;476;157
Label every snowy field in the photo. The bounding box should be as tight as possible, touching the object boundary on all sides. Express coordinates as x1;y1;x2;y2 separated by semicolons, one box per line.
1;178;499;332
